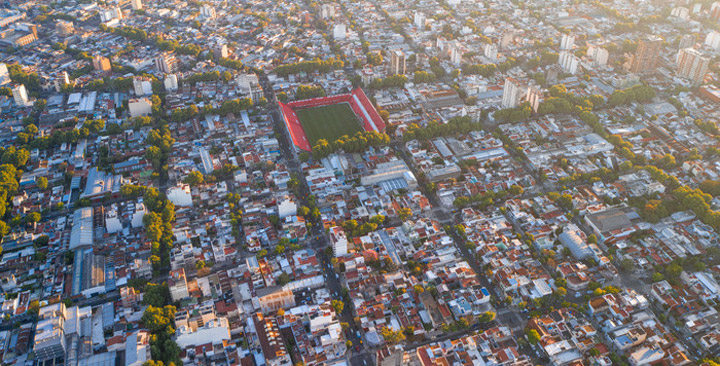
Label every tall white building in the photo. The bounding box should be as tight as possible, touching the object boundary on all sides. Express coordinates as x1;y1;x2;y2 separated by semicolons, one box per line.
484;43;498;62
705;31;720;50
105;205;122;233
200;4;216;19
587;43;609;67
99;7;123;23
131;0;142;10
133;76;151;96
414;11;426;29
670;6;690;20
321;4;335;19
502;78;522;108
154;53;177;74
169;268;189;302
450;46;463;66
559;50;580;74
560;34;575;50
236;74;263;102
525;85;542;113
333;23;347;40
330;226;348;257
164;74;178;92
131;203;146;228
0;64;9;85
12;84;28;106
676;48;710;84
277;196;297;219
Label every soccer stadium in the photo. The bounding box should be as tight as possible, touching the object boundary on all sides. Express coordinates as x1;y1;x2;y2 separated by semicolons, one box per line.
279;88;386;151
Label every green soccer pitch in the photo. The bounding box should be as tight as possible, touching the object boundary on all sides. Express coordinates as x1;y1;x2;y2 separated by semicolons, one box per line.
296;103;363;146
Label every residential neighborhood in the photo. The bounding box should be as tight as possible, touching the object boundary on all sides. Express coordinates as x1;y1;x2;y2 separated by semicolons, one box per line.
1;0;720;366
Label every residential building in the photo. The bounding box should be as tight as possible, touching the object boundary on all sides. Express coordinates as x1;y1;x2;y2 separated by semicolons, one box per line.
587;42;609;67
154;52;177;74
330;226;348;257
629;35;663;73
390;50;406;75
128;98;152;117
167;184;193;207
560;33;575;50
164;74;178;92
321;4;335;19
676;48;709;83
169;268;189;302
414;11;426;29
559;50;580;74
333;24;346;40
678;34;695;50
502;77;522;108
706;31;720;50
257;289;295;313
252;313;292;366
55;20;74;36
12;84;28;107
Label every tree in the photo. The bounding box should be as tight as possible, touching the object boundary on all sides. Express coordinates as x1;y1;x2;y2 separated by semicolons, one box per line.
33;235;50;248
277;273;291;286
143;282;170;307
397;207;412;221
331;299;344;314
36;176;48;190
665;262;683;278
369;215;385;225
25;212;41;224
555;287;567;297
651;272;665;282
295;85;326;100
28;300;40;315
509;184;524;196
183;171;204;186
275;244;286;255
380;327;406;344
620;258;635;271
141;305;181;365
478;311;496;323
526;328;541;344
